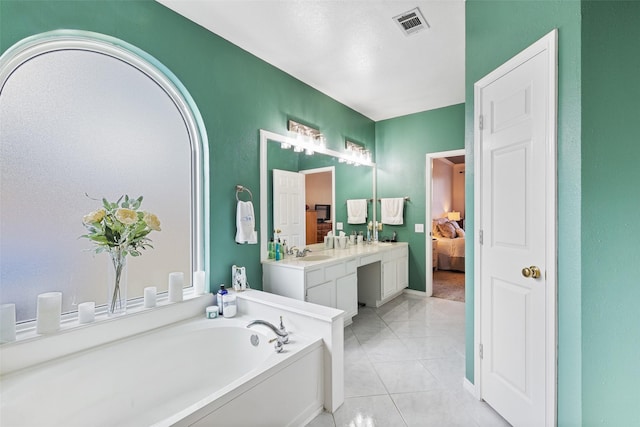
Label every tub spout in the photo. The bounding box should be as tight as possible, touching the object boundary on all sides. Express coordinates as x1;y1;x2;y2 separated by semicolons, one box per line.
247;317;289;352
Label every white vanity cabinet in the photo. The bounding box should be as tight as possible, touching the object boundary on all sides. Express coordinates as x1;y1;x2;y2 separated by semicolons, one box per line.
263;243;408;325
263;257;358;324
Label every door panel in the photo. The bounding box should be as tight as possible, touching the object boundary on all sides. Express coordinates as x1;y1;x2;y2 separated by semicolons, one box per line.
490;278;530;394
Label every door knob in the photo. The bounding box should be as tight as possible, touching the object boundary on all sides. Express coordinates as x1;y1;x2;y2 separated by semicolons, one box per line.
522;266;541;279
529;266;541;279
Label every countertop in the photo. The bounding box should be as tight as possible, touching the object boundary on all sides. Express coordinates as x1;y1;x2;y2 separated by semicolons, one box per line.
262;241;408;270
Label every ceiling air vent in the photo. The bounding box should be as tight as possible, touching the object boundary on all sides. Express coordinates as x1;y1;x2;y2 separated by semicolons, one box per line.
393;7;429;36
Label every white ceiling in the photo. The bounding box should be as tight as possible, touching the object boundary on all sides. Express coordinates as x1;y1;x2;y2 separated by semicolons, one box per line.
157;0;465;121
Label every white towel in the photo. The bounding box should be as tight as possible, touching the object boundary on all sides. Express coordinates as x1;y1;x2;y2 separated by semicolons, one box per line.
235;200;257;244
347;199;367;224
380;198;404;225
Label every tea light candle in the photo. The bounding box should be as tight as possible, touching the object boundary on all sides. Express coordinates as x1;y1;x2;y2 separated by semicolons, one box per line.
78;302;95;324
0;303;16;343
36;292;62;334
168;272;184;302
144;286;157;308
193;270;206;295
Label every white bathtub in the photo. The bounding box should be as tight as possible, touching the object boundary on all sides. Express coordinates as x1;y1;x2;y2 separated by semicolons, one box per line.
0;316;324;427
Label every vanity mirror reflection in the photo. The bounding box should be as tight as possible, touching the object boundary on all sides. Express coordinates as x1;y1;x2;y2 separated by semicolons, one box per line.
259;130;376;261
0;30;208;323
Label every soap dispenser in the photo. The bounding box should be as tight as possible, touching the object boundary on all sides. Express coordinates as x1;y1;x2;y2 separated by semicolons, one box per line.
268;238;275;259
275;239;281;261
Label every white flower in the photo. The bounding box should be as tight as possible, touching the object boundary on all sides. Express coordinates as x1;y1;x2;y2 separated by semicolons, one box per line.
83;209;105;224
143;212;161;231
115;208;137;225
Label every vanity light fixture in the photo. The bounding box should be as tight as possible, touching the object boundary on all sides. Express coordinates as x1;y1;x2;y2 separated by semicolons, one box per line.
283;119;327;156
345;139;371;165
277;122;374;167
288;119;323;143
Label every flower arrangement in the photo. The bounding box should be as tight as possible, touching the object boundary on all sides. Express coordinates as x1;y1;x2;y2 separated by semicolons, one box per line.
81;195;161;314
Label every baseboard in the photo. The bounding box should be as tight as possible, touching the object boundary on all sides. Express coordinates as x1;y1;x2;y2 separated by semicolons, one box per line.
463;377;479;400
402;289;427;298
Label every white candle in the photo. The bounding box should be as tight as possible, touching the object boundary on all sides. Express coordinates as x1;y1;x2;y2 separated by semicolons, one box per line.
78;302;95;324
168;272;184;302
193;270;206;295
0;303;16;343
36;292;62;334
144;286;157;308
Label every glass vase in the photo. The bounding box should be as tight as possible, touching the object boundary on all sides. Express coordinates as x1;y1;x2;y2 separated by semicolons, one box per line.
107;249;128;316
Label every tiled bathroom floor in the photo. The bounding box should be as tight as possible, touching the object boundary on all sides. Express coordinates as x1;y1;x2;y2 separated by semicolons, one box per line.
305;294;510;427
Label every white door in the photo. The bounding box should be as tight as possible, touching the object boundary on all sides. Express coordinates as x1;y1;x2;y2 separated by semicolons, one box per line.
273;169;305;250
475;31;557;426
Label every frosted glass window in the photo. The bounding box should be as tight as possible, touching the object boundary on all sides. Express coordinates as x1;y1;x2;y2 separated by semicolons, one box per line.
1;44;197;322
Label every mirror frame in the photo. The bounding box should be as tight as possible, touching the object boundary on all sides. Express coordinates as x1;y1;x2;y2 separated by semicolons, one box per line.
0;30;210;303
259;129;376;261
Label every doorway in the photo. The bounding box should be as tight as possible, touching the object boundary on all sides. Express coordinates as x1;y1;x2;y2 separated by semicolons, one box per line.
425;149;465;299
300;167;335;245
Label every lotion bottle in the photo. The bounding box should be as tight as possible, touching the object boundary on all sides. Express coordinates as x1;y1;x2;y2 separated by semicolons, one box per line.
217;285;228;315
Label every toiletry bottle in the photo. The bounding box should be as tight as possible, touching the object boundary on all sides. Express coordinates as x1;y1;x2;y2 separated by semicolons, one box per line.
281;239;287;259
275;239;281;261
268;238;275;259
217;285;228;315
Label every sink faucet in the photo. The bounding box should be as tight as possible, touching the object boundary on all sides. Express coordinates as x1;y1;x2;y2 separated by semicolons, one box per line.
295;247;312;257
247;316;289;352
287;246;312;257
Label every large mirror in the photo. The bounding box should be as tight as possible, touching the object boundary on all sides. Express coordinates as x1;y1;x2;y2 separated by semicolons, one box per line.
259;130;376;261
0;30;208;323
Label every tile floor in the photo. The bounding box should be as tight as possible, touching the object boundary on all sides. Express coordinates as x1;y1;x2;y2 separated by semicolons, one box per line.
305;294;510;427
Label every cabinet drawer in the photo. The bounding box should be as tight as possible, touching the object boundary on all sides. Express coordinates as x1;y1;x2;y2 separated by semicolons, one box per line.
383;247;408;262
306;268;325;287
325;262;346;280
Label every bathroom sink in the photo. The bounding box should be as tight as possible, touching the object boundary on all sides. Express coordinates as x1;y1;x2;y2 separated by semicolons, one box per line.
297;255;332;262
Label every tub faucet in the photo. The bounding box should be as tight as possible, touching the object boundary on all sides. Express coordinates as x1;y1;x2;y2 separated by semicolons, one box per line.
247;316;289;352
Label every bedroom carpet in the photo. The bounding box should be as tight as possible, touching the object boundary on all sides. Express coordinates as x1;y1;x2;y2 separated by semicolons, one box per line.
432;270;465;302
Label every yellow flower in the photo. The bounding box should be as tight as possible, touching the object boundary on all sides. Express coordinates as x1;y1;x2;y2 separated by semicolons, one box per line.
83;209;105;224
143;212;161;231
115;208;137;225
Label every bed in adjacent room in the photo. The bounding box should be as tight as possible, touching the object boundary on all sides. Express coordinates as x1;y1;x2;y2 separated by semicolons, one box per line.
432;218;465;272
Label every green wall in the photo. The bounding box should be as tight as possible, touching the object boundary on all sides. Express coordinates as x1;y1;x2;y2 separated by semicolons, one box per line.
581;2;640;425
0;0;375;291
466;1;583;424
5;0;640;424
375;104;465;292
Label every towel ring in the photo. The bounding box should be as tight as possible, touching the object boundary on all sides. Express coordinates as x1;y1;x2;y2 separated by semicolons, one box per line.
235;185;253;202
